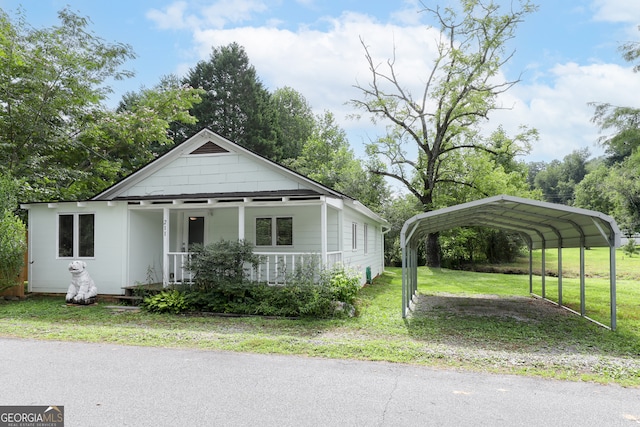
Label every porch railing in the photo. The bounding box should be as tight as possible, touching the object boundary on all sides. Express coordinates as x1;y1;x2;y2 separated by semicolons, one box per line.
167;252;193;284
166;251;343;286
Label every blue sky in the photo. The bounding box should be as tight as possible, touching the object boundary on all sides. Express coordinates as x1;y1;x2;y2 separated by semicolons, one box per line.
2;0;640;163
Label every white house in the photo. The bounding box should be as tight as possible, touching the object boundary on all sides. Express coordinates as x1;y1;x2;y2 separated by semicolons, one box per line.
22;129;388;295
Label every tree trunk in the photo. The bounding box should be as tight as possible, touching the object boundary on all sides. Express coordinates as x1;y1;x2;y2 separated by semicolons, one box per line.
425;232;441;268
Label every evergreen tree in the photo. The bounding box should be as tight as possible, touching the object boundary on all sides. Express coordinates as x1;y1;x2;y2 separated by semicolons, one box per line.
179;43;280;160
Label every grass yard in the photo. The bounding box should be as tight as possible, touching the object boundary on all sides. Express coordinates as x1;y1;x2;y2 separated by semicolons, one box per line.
0;247;639;385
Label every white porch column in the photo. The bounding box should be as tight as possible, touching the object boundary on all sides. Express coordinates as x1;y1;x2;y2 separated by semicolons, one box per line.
162;207;170;287
238;205;245;240
320;197;327;264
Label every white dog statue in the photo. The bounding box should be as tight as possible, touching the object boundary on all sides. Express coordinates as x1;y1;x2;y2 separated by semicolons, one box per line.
66;261;98;304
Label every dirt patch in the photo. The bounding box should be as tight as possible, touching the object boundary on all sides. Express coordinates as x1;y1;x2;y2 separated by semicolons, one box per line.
412;293;571;323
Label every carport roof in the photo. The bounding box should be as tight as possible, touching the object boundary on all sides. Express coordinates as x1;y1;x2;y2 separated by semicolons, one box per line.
401;195;621;250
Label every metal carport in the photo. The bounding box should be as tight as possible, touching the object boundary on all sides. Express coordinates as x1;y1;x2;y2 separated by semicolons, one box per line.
400;195;622;330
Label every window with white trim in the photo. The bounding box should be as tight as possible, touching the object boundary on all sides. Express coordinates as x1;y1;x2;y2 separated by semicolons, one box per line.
351;222;358;250
256;217;293;246
58;213;95;258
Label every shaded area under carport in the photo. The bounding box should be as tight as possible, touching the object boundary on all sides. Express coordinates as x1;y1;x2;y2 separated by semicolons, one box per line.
400;195;621;330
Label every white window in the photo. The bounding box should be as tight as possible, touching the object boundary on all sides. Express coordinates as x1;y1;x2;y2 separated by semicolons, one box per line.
256;217;293;246
364;223;369;254
352;222;358;250
58;213;95;258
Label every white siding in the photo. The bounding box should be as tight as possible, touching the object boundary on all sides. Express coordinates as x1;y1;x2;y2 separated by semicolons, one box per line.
210;207;239;242
28;202;128;295
341;205;385;284
128;210;163;286
120;154;307;197
327;206;340;252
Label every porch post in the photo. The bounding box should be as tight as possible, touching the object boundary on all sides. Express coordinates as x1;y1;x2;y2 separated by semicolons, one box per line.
162;207;170;287
238;204;245;240
321;197;327;264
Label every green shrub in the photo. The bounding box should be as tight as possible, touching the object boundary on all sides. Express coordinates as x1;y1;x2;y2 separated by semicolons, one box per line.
0;210;26;292
623;239;638;257
156;242;362;318
186;240;262;290
184;281;258;314
322;265;360;305
142;290;189;314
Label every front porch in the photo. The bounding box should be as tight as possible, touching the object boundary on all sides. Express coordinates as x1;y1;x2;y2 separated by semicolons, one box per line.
125;192;347;288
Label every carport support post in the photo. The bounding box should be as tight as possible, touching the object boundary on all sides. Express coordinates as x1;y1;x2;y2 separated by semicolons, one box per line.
610;245;617;331
402;245;409;319
580;244;585;317
541;242;546;299
528;245;533;294
401;244;407;318
557;245;563;306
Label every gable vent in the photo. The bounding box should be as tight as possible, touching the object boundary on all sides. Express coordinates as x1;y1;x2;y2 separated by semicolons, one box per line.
190;141;229;155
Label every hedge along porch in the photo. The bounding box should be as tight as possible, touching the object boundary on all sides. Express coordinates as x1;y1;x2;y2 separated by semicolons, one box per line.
400;195;621;330
22;129;388;295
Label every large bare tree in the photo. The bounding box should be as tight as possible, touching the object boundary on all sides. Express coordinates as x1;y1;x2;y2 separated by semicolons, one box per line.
351;0;537;266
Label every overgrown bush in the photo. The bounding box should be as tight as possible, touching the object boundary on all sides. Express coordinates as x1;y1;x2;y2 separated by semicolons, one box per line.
186;239;262;290
146;239;361;318
142;289;189;314
0;210;27;292
623;239;638;257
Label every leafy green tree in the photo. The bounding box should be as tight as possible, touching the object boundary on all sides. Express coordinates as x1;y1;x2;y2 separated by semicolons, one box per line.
622;239;638;257
590;104;640;165
57;75;204;200
0;8;135;201
351;0;537;266
573;164;616;214
379;195;423;266
270;87;315;161
434;126;538;207
0;176;26;291
286;111;389;210
532;149;590;205
179;43;279;160
606;153;640;233
620;26;640;72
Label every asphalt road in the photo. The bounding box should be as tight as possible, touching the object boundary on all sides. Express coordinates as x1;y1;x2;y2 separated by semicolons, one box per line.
1;338;639;426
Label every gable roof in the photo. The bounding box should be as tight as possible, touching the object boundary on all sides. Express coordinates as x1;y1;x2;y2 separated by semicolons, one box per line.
90;128;386;224
92;128;350;202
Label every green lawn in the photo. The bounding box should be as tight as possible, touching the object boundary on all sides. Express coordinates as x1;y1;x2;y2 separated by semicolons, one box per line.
0;248;639;385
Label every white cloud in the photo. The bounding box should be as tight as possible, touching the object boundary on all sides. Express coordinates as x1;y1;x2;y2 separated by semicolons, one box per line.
146;1;190;30
147;0;268;30
200;0;268;28
492;62;640;161
591;0;640;23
